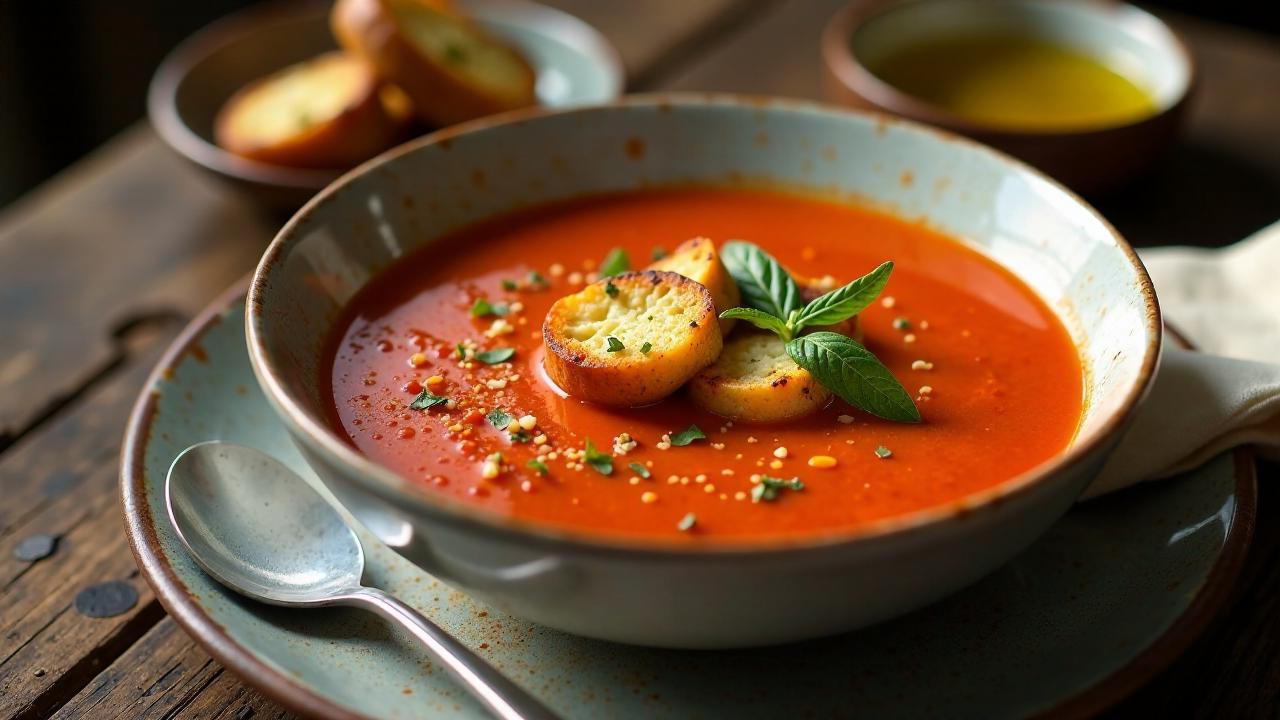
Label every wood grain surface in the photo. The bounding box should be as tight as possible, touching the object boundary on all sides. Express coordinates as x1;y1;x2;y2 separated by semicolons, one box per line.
0;1;1276;717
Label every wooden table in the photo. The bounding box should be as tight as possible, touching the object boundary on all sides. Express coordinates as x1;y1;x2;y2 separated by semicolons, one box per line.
1;2;1276;717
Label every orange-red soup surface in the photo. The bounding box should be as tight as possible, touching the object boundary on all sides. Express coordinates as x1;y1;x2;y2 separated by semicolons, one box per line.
326;189;1082;541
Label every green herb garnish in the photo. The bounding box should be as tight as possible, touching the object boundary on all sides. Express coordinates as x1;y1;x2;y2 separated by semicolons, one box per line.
605;281;619;298
409;390;448;411
470;298;509;317
677;512;697;532
474;348;515;364
455;343;467;360
640;341;652;355
510;430;533;443
527;459;549;476
718;244;918;423
583;438;613;475
600;247;630;277
501;279;518;291
669;425;705;446
527;271;549;289
651;246;668;261
892;317;912;331
486;409;513;429
751;476;805;503
875;445;893;459
629;462;650;479
606;336;625;352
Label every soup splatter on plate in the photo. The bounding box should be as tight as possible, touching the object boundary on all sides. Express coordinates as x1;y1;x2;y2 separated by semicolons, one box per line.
325;188;1082;540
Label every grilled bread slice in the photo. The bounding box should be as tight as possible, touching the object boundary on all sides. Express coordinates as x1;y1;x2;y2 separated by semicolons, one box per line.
214;51;410;169
543;271;722;406
332;0;537;127
646;237;741;335
688;332;831;423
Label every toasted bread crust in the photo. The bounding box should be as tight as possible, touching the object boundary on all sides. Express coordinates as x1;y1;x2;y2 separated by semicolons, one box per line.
214;51;410;169
543;271;722;406
689;332;831;423
332;0;537;128
647;237;741;335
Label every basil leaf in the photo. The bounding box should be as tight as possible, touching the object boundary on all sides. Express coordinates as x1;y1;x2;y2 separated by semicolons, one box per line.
486;409;513;429
629;462;650;479
600;248;630;277
474;348;515;364
786;332;920;423
584;438;614;475
470;298;508;317
719;307;792;340
793;261;893;331
752;475;805;503
409;390;448;411
669;425;705;446
527;459;549;475
721;241;802;321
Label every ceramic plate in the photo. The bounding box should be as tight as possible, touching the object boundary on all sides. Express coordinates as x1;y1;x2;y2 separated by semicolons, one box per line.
122;284;1255;720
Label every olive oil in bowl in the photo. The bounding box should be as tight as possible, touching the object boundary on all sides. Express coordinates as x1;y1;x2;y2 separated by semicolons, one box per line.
868;35;1156;131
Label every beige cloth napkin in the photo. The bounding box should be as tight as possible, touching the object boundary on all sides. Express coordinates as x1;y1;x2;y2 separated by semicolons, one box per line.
1085;220;1280;498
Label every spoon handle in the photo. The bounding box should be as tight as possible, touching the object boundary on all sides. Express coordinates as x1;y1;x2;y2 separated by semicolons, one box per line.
340;586;560;720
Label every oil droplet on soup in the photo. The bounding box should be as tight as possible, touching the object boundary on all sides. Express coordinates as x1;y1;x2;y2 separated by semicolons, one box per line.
867;35;1156;131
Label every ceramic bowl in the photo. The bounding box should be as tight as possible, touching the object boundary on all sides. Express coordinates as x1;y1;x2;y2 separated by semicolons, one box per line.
148;0;622;211
246;95;1161;648
821;0;1194;195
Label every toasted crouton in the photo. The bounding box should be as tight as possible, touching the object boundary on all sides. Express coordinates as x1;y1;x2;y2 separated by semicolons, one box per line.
332;0;537;128
214;51;411;169
798;275;863;341
543;271;722;406
689;332;831;423
647;237;741;335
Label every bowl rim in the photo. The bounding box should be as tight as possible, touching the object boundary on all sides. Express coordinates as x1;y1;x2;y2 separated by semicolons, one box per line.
820;0;1197;138
246;92;1163;558
146;0;626;192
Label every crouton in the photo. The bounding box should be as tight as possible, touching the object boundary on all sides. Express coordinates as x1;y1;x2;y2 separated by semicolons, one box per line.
798;275;863;341
543;271;722;406
332;0;537;128
214;51;411;169
689;332;831;423
647;237;741;335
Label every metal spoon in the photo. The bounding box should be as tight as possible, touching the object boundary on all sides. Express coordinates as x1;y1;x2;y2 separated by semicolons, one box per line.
166;441;558;720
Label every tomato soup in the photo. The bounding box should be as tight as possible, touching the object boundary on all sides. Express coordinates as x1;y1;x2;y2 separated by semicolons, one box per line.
325;189;1082;540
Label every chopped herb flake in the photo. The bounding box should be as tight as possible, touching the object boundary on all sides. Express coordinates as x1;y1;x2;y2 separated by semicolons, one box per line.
677;512;697;532
584;438;614;475
892;317;912;331
600;247;630;277
651;246;668;261
501;279;518;291
510;430;532;443
486;409;513;429
475;347;515;364
751;475;805;503
875;445;893;459
455;343;467;360
629;462;651;479
527;459;549;476
640;341;653;354
669;425;706;446
606;336;625;352
470;298;509;317
605;281;619;298
408;390;448;411
527;271;549;289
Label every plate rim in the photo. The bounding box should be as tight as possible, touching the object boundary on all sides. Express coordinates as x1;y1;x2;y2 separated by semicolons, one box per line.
119;281;1258;720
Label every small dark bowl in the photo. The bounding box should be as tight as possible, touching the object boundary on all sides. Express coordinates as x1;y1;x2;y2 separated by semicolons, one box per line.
148;0;623;212
822;0;1195;195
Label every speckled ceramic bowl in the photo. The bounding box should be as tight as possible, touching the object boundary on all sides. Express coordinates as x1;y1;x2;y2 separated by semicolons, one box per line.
247;95;1161;648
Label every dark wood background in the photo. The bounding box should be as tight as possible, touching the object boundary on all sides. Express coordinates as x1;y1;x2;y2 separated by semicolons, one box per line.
0;1;1277;717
